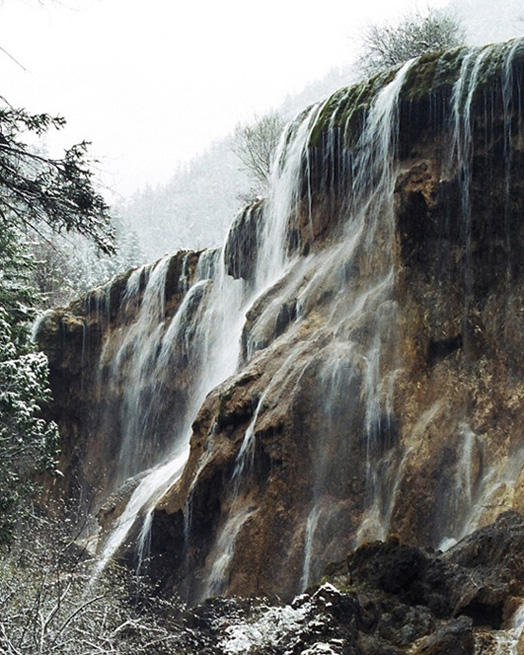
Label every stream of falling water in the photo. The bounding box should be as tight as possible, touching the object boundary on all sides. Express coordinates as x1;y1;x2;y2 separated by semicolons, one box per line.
93;40;524;609
299;61;417;588
200;60;418;596
95;249;244;573
434;39;524;551
204;341;314;597
94;103;324;574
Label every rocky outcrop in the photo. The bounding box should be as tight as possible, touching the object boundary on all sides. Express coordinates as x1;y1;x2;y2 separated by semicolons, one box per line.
164;513;524;654
35;250;203;517
224;199;264;283
145;41;524;601
37;39;524;608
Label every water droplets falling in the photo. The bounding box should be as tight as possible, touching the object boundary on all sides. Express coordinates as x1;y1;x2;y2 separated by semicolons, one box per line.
94;247;246;571
203;341;313;597
93;98;323;574
298;61;418;585
95;448;189;576
255;103;323;290
111;256;173;480
89;41;524;599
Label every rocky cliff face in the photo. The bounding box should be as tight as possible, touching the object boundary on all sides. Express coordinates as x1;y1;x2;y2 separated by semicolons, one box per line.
37;39;524;610
36;251;203;517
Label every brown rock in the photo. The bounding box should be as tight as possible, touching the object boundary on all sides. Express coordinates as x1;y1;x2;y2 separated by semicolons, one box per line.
410;617;474;655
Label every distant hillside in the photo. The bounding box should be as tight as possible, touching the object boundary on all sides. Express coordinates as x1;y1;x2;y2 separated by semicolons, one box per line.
116;68;353;261
116;0;524;263
114;135;247;261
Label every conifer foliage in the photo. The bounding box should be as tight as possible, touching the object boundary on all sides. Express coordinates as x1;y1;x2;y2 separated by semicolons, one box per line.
0;225;59;543
0;100;115;543
0;102;115;254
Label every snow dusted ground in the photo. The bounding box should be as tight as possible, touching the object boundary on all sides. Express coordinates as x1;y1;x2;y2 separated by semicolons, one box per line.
215;584;349;655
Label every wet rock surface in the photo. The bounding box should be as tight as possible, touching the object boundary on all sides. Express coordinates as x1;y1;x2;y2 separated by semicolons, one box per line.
36;40;524;607
143;42;524;601
162;513;524;654
34;249;204;517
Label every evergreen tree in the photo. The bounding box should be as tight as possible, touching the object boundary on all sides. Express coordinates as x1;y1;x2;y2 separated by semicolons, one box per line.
0;99;115;542
0;102;114;253
0;226;59;543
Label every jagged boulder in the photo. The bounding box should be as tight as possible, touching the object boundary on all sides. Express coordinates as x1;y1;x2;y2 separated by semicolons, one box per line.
171;513;524;654
346;512;524;630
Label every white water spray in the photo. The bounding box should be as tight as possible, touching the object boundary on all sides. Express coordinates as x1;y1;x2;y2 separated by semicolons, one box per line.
94;100;324;575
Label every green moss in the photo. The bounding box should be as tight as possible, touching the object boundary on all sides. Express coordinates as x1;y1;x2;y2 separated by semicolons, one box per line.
473;41;524;102
306;41;523;155
308;69;398;150
305;50;470;153
288;39;524;207
400;47;467;101
308;88;347;148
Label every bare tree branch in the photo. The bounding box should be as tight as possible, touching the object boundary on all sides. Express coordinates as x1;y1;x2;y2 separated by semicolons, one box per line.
357;7;466;76
232;113;286;189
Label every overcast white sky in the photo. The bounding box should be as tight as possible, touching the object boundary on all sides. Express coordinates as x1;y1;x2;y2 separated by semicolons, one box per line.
1;0;449;199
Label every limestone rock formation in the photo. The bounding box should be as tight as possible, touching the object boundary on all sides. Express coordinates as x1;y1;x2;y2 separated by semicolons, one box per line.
36;250;203;516
36;39;524;618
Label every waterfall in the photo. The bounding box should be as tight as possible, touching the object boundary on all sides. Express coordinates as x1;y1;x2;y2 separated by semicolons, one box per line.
203;342;313;597
95;451;189;575
200;59;418;595
68;38;524;605
93;96;323;574
254;103;323;290
110;255;173;481
431;39;524;547
94;247;245;569
95;56;420;588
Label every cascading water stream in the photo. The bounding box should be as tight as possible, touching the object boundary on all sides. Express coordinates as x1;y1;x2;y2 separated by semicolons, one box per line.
88;40;524;614
433;39;524;544
205;60;418;595
109;255;172;481
254;103;324;291
300;343;359;590
95;451;189;576
200;63;417;593
448;47;493;347
203;342;314;597
94;248;245;573
438;427;524;552
322;60;414;544
233;342;312;488
94;100;325;576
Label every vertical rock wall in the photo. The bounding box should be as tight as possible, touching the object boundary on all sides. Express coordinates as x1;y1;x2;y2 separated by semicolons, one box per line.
37;40;524;602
